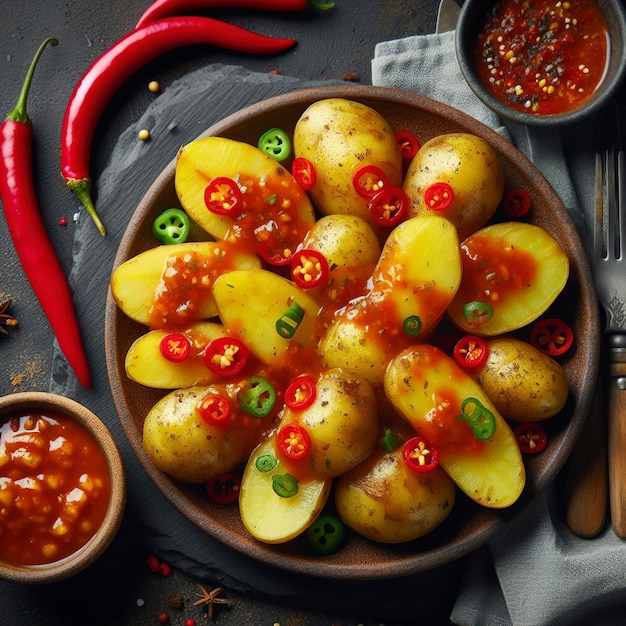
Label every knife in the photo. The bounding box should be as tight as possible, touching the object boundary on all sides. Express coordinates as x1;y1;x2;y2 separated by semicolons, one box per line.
435;0;460;34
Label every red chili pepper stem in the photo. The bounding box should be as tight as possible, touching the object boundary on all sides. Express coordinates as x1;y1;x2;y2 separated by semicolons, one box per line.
1;38;92;388
61;16;298;236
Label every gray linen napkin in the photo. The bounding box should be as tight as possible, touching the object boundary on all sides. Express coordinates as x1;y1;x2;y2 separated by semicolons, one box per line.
373;29;625;626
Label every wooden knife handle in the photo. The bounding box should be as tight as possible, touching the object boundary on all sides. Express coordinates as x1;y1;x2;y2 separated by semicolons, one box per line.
565;381;608;537
608;364;626;537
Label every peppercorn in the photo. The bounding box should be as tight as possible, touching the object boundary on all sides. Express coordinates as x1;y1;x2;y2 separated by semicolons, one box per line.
167;594;183;609
157;613;169;624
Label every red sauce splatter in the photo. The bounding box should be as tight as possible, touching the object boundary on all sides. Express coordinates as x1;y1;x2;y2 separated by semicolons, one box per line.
472;0;609;115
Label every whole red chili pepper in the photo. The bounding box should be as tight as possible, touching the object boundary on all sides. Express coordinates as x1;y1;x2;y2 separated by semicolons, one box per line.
61;17;298;236
135;0;308;29
1;38;92;388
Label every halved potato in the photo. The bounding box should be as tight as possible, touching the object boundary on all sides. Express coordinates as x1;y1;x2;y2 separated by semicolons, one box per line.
125;322;227;389
384;344;525;508
110;241;261;327
239;437;331;543
175;136;315;248
447;222;569;336
212;268;321;366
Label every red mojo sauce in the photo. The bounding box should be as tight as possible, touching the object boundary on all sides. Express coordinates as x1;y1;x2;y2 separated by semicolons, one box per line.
0;412;111;566
472;0;609;115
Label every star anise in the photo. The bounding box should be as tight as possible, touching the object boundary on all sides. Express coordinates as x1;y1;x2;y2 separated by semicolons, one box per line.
193;584;229;620
0;298;18;336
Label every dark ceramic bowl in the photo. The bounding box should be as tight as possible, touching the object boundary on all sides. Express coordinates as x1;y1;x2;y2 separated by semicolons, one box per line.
456;0;626;126
0;392;126;584
105;85;600;580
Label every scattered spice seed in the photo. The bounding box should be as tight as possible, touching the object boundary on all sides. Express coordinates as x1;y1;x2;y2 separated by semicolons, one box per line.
59;217;67;226
0;298;18;335
341;71;359;82
157;613;169;624
139;129;151;141
146;555;161;572
159;561;172;576
167;594;183;609
185;620;196;626
148;80;161;93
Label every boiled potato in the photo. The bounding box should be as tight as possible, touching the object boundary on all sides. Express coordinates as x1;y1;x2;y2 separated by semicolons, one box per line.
212;268;321;365
142;385;260;483
384;344;525;508
318;215;461;387
477;337;569;422
302;214;381;270
239;437;331;544
403;133;504;240
293;98;403;224
175;136;315;242
125;322;228;389
280;368;378;479
335;446;455;543
110;241;261;327
447;222;569;336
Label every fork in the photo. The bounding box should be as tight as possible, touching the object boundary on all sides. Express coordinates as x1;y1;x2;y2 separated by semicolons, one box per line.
592;100;626;537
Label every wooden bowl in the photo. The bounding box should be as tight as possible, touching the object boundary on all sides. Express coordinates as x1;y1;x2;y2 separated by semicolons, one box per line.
0;392;126;584
105;85;599;579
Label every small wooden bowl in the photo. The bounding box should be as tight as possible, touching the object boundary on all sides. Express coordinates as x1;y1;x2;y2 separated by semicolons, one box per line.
0;392;126;584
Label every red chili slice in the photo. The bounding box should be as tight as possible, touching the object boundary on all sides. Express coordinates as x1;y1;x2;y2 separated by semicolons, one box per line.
424;181;454;211
453;335;489;370
402;436;439;472
503;189;532;217
514;422;548;455
203;337;249;376
369;186;409;227
291;157;317;190
159;333;191;362
206;472;241;504
197;392;231;427
277;423;311;461
204;176;244;217
353;165;388;198
394;130;420;160
530;318;574;356
285;375;316;410
291;249;330;289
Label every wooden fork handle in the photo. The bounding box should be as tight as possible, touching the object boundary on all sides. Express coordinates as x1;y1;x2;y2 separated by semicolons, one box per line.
565;381;607;537
608;336;626;537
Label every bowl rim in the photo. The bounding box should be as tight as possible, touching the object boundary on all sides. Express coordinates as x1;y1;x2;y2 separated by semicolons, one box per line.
455;0;626;126
0;392;126;584
106;84;600;579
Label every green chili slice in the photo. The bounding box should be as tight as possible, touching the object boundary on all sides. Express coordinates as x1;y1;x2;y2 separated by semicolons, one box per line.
462;301;494;327
459;397;496;441
306;514;345;555
272;473;299;498
239;376;276;417
403;315;422;337
258;127;291;162
255;453;278;473
276;300;305;338
152;208;190;244
380;427;401;452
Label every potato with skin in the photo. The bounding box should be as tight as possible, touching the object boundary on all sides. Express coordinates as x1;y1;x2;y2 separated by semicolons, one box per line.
318;215;461;388
125;322;228;389
403;133;504;241
447;222;569;336
280;368;378;479
110;241;261;327
477;337;569;422
384;344;525;508
239;437;331;544
293;98;403;225
335;446;456;544
142;385;261;483
302;214;381;270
